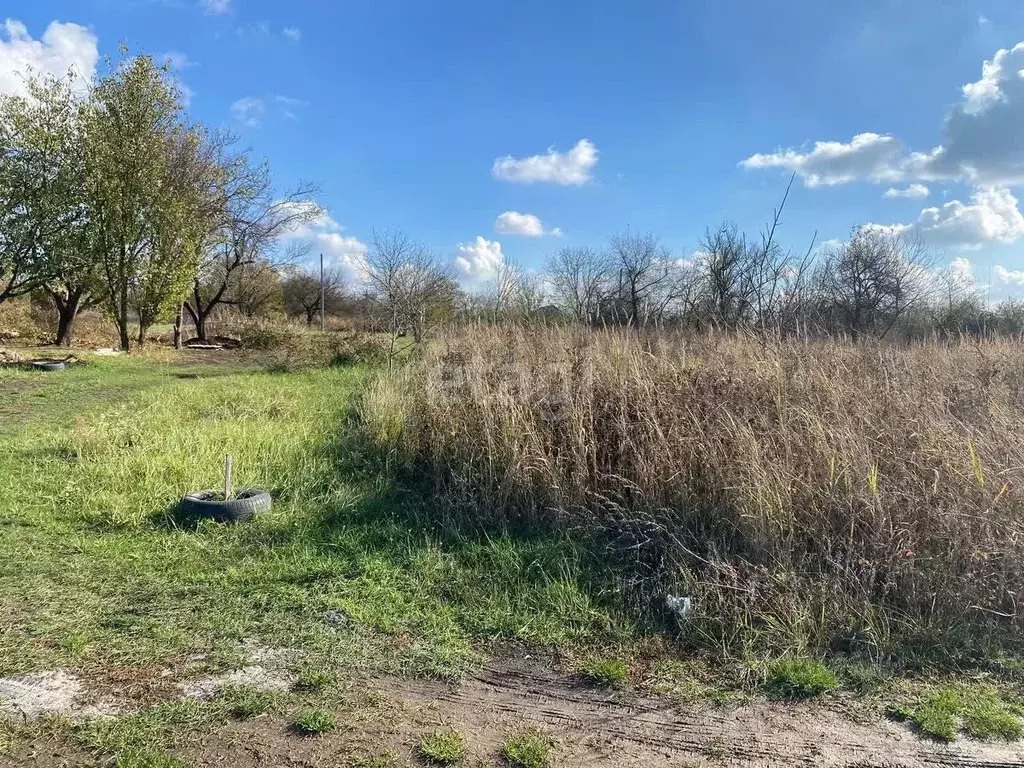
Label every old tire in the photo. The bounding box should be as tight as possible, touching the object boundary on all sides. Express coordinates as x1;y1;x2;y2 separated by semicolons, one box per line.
31;360;66;371
179;488;271;523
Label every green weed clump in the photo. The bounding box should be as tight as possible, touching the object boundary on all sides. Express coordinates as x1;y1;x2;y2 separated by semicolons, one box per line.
581;659;629;688
220;685;276;719
295;667;335;691
290;709;335;735
501;729;552;768
893;687;1023;742
765;658;838;700
418;729;468;764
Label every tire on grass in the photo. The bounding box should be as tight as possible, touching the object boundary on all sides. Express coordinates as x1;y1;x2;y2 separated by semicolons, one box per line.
31;360;66;371
179;489;271;523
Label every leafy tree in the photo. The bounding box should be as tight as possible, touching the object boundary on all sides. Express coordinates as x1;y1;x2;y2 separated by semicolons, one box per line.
0;72;92;323
131;127;219;345
84;52;197;350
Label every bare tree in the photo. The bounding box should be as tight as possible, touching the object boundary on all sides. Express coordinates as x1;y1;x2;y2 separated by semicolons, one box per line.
699;224;753;329
815;226;934;340
233;259;285;318
608;231;674;328
362;230;452;352
282;265;346;325
546;246;611;323
185;141;319;341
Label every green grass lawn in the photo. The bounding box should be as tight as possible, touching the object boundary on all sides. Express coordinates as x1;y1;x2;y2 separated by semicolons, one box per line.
0;353;636;683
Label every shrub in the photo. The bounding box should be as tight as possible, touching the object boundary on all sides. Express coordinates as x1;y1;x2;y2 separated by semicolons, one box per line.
501;729;551;768
418;729;468;764
290;709;335;735
361;327;1024;663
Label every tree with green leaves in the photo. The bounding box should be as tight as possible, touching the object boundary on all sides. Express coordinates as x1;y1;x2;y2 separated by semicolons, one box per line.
0;72;91;318
84;51;200;350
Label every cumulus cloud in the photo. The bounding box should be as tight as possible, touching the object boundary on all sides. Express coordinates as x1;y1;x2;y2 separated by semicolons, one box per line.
280;204;369;282
996;265;1024;286
884;184;930;199
741;133;906;188
948;256;974;280
494;211;561;237
0;19;98;97
199;0;232;15
492;139;598;186
454;237;505;281
283;27;301;42
871;187;1024;249
741;40;1024;188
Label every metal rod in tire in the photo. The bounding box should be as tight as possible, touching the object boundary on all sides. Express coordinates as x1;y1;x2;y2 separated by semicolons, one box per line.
224;454;233;500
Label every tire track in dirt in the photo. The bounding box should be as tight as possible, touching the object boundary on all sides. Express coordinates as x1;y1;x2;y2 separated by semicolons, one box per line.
380;657;1024;767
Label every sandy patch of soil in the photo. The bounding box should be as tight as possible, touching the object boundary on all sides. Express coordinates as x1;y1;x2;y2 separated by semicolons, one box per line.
187;655;1024;767
0;669;119;722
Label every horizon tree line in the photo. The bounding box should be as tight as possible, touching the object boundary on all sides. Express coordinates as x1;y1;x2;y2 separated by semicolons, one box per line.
2;54;1020;348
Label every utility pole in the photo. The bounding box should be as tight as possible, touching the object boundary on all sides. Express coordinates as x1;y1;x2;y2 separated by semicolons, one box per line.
320;253;326;333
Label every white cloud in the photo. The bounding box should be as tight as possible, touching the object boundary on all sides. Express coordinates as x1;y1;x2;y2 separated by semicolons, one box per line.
159;50;195;70
231;94;306;126
871;187;1024;249
283;27;301;41
454;237;505;281
230;96;265;127
280;204;369;282
0;19;98;97
740;133;906;187
949;256;974;280
884;184;930;199
741;40;1024;188
492;139;598;186
995;265;1024;286
494;211;561;237
199;0;232;15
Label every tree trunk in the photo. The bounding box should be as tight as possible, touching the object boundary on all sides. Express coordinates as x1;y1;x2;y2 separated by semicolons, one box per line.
117;311;130;352
137;323;148;347
117;280;131;351
52;289;86;348
189;282;210;342
173;304;184;350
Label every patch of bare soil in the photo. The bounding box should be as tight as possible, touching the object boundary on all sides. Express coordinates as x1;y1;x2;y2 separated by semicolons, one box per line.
4;654;1023;767
179;639;303;700
0;670;119;722
185;655;1024;768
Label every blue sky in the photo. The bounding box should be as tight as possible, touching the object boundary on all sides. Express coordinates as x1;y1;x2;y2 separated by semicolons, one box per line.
5;0;1024;296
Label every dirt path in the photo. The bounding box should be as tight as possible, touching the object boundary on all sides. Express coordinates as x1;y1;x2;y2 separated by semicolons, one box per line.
185;655;1024;768
3;652;1023;767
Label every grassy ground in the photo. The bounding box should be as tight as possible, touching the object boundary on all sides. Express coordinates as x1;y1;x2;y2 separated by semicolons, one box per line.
0;352;635;680
0;350;1022;766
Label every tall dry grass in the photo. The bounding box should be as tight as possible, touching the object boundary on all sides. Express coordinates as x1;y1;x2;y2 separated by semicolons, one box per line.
362;325;1024;663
